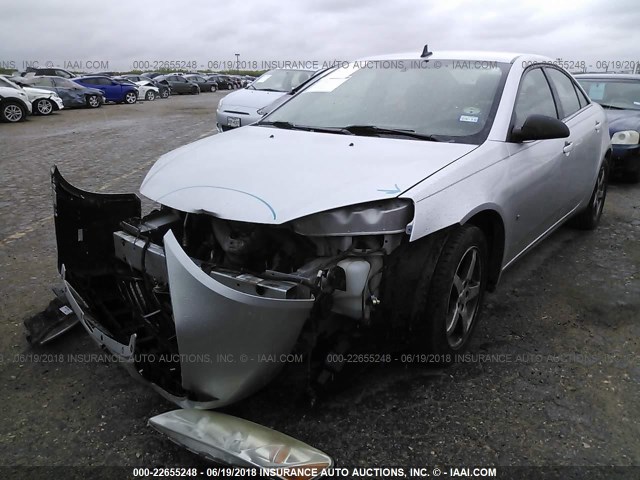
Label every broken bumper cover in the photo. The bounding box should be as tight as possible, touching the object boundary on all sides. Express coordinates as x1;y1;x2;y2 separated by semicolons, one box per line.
53;162;315;408
61;230;314;407
163;230;314;406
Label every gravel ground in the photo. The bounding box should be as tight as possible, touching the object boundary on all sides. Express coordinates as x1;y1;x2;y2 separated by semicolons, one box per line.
0;94;638;478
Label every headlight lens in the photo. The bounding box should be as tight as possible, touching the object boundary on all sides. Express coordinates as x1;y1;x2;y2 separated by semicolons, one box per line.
611;130;640;145
291;199;414;237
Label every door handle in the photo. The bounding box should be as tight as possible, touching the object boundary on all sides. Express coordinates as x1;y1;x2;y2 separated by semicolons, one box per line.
595;121;601;132
563;141;574;155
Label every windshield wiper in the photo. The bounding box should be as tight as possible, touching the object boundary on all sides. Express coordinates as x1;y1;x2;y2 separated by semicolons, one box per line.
340;125;441;141
254;88;285;92
258;121;352;134
598;103;625;110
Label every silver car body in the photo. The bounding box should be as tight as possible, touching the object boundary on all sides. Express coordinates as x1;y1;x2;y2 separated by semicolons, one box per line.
53;50;609;410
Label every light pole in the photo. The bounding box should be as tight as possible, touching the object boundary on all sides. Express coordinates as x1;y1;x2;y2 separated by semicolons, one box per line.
235;53;240;74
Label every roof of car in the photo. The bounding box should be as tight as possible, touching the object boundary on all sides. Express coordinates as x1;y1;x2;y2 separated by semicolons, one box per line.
361;50;550;63
574;73;640;80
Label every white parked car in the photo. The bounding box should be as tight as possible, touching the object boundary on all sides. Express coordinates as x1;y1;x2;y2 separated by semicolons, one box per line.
135;80;160;101
0;76;63;116
216;68;315;131
0;81;32;122
51;48;610;470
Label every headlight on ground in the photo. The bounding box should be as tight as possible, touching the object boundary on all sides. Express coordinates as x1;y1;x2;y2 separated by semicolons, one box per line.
611;130;640;145
149;409;333;479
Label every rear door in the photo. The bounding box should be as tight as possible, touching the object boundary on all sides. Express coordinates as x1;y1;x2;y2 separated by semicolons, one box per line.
544;67;601;209
81;78;108;98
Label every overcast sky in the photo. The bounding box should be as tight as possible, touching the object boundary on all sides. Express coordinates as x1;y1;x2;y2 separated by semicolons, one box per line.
1;0;639;72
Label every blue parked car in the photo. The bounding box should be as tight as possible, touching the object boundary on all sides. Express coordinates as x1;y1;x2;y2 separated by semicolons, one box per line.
73;76;138;104
576;73;640;183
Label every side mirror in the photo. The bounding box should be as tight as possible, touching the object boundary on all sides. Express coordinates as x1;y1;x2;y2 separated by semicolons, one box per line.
510;114;569;142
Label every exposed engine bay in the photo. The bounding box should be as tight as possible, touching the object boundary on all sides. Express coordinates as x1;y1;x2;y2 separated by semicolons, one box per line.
52;166;414;407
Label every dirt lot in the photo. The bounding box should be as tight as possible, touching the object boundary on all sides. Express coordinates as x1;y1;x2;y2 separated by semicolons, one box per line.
0;93;638;477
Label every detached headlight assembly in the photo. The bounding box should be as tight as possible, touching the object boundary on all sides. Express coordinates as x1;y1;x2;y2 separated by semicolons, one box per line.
611;130;640;145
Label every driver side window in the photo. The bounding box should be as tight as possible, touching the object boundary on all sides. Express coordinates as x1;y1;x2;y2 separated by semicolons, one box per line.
513;68;558;130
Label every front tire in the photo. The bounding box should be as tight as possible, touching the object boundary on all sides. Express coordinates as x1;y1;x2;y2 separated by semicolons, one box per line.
1;101;26;122
145;91;156;101
35;98;54;115
124;91;137;104
570;158;609;230
161;89;170;99
413;225;488;356
192;86;199;95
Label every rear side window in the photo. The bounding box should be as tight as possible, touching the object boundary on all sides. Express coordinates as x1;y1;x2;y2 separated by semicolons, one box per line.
575;85;589;108
545;68;582;118
513;68;558;130
34;77;55;87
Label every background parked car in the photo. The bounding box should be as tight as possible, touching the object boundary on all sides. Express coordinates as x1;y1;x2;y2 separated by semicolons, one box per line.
23;67;76;79
206;74;235;90
0;76;64;116
216;68;315;130
0;82;32;122
184;74;218;92
154;75;200;95
576;73;640;183
13;75;104;109
73;76;138;104
121;74;171;98
134;80;160;101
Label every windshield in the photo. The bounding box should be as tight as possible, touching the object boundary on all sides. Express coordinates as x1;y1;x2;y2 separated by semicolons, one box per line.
250;69;314;92
261;60;510;143
577;79;640;111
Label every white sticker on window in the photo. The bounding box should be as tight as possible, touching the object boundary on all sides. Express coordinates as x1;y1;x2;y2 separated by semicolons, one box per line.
588;83;605;101
59;305;73;315
459;115;479;123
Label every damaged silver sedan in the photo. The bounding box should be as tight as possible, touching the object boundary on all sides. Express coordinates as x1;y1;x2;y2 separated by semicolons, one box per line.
51;48;610;472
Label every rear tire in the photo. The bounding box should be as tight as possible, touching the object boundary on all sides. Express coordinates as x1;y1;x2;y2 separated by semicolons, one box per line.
570;158;609;230
161;89;170;99
210;85;217;92
412;225;488;357
1;101;26;122
86;95;101;108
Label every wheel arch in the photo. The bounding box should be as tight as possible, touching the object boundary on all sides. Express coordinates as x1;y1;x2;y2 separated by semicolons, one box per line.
463;209;505;291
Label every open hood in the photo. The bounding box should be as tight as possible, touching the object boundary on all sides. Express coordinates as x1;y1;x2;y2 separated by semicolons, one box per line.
140;126;477;224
